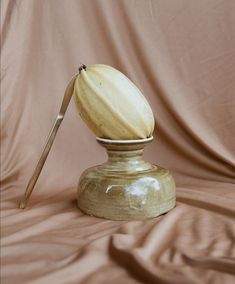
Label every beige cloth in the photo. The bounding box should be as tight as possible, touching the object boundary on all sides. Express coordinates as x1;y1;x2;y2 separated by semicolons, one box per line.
1;0;235;283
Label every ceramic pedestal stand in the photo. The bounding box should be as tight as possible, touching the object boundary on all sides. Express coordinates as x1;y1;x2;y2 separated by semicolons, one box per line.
77;136;176;221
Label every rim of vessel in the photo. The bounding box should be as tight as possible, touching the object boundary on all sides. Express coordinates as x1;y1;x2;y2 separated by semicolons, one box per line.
96;136;153;144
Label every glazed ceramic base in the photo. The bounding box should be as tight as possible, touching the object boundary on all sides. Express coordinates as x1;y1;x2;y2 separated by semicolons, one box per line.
77;137;176;221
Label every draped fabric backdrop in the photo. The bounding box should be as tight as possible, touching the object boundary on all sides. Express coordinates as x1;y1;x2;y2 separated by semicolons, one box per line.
1;0;235;283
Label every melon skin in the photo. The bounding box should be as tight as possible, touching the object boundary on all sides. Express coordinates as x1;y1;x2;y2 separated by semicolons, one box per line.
74;64;155;140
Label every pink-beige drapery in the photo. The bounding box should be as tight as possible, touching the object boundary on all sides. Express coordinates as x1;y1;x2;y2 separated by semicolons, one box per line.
1;0;235;283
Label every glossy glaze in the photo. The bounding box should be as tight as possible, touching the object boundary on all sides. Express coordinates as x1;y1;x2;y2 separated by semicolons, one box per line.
77;137;176;220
